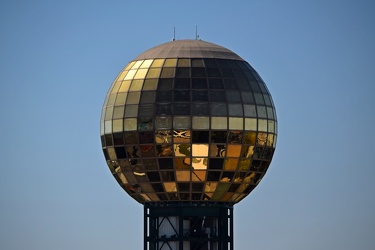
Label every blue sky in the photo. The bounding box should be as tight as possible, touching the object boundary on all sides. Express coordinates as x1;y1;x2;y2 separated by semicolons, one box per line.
1;0;374;249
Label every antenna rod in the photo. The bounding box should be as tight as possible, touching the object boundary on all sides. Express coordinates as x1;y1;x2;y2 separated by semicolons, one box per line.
196;25;198;40
173;26;176;41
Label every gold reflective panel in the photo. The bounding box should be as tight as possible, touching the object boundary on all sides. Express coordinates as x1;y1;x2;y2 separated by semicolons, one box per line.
173;130;190;143
192;170;206;181
107;94;116;106
176;170;190;181
151;59;165;67
226;145;241;157
140;59;153;68
110;81;122;94
118;80;131;93
124;61;136;71
113;106;125;119
107;147;116;160
124;105;138;118
244;132;256;144
245;118;257;130
224;158;238;170
204;182;217;192
192;144;209;157
177;58;190;67
164;58;177;67
134;69;148;79
160;67;175;78
241;145;254;158
156;144;173;157
115;93;127;105
146;68;161;79
104;106;114;120
104;120;112;134
268;120;275;133
112;119;123;133
129;80;144;91
124;69;137;80
174;144;191;157
258;119;268;132
131;60;144;69
126;92;140;104
192;157;208;170
155;130;172;143
163;182;177;192
124;118;137;131
257;133;267;146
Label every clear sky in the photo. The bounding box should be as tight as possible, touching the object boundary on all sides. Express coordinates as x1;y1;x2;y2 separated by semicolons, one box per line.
1;0;374;249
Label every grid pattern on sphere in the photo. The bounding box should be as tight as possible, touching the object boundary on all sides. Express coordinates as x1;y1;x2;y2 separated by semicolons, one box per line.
100;57;277;203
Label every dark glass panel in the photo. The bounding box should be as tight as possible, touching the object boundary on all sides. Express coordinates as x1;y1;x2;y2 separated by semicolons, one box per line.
210;103;227;115
174;103;190;115
192;78;207;89
174;90;190;102
113;132;124;145
143;159;158;170
249;81;262;92
151;183;164;192
178;183;190;192
139;131;154;144
221;68;234;78
207;171;221;181
160;171;175;181
209;158;224;169
228;183;240;192
210;91;226;102
227;60;240;69
105;134;113;146
211;131;227;143
156;91;173;102
158;79;173;90
243;71;257;81
237;78;251;90
192;103;209;115
209;78;224;89
124;131;138;144
204;58;218;67
254;93;265;105
224;79;237;89
175;67;190;78
226;90;241;103
177;58;190;67
232;69;245;78
115;147;127;159
192;193;202;200
175;78;190;89
158;158;174;169
192;91;208;101
241;91;255;104
158;193;168;201
138;104;154;118
191;59;204;67
216;59;229;68
103;149;109;160
101;135;106;146
156;104;172;115
192;131;209;143
222;171;235;180
160;68;175;78
207;68;221;77
192;183;204;192
140;91;156;103
228;104;243;116
140;145;155;157
147;172;161;182
191;67;206;77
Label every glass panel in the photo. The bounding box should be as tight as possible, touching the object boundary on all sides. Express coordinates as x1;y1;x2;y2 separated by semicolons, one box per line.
158;79;173;90
151;59;164;67
243;104;256;117
229;131;242;143
211;117;227;129
224;158;238;170
192;116;209;129
124;61;135;71
155;116;172;129
156;104;172;115
175;78;190;89
163;182;177;192
192;144;209;157
192;171;206;181
124;105;138;118
210;91;226;102
267;107;274;119
204;182;218;192
191;68;206;77
124;118;137;131
226;90;241;102
143;79;158;90
174;103;190;115
107;94;116;106
126;91;140;104
100;122;104;135
226;145;241;157
254;93;265;105
173;130;191;143
174;90;190;101
209;144;226;157
106;147;116;160
104;120;112;134
131;60;144;69
175;68;190;78
176;171;190;181
113;106;125;119
258;119;267;132
192;158;208;170
257;106;267;118
207;68;221;77
191;59;204;67
241;91;255;104
115;93;127;105
104;106;113;120
118;80;131;92
174;144;191;157
164;58;177;67
192;103;209;115
229;117;243;130
228;104;243;116
155;130;172;144
245;118;257;130
156;91;172;102
267;134;274;147
175;157;190;170
257;133;267;146
160;68;175;78
192;90;208;101
110;81;122;94
140;91;155;103
244;132;256;144
124;69;137;80
134;69;148;79
156;144;173;157
268;120;275;133
209;78;224;89
177;58;190;67
140;59;153;68
173;116;190;129
146;68;161;79
210;103;227;115
192;78;207;89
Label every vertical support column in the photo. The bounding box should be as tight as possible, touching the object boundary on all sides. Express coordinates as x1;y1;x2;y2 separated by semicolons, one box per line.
144;203;234;250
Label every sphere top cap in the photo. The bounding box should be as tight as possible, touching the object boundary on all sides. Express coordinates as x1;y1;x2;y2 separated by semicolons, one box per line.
134;39;244;61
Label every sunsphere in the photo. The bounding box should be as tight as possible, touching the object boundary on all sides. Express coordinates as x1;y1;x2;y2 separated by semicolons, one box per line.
100;39;277;204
